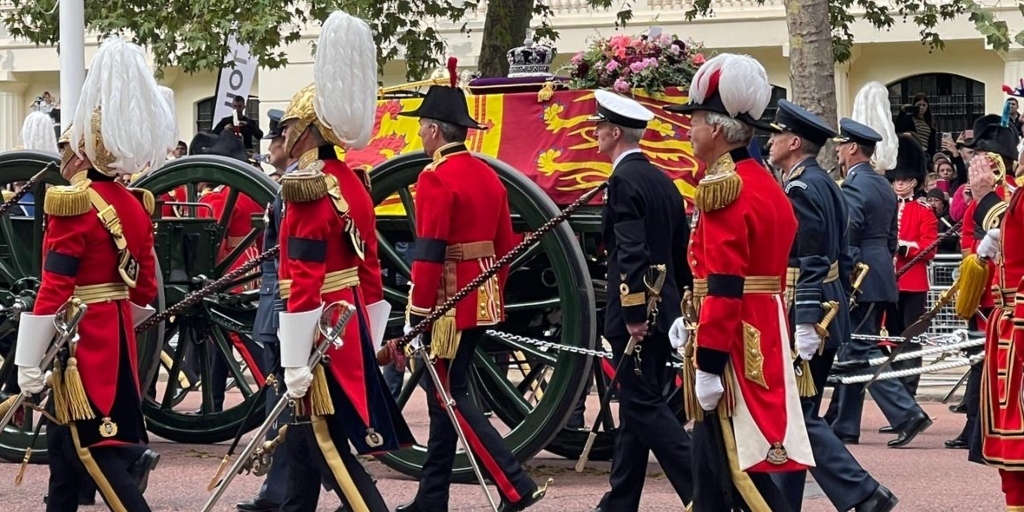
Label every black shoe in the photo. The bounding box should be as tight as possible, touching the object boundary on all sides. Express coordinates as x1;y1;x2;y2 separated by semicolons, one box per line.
887;413;932;448
836;433;859;445
394;501;445;512
945;436;969;449
236;497;281;512
128;449;160;494
498;479;551;512
831;360;870;373
43;493;96;506
855;485;899;512
949;401;968;414
878;425;895;434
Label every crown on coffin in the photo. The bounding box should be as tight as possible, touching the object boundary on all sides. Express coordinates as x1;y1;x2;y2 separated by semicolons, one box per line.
507;38;556;78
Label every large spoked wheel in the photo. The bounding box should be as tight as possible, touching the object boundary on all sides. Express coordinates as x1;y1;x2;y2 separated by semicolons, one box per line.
133;155;277;444
370;152;596;480
0;151;165;463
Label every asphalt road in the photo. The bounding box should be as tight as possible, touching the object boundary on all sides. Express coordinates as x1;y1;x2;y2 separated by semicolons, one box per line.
0;397;1003;511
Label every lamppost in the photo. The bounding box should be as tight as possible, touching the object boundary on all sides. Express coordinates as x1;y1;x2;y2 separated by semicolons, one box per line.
59;0;84;131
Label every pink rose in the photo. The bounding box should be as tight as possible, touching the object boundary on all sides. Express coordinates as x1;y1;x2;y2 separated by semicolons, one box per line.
629;61;645;73
613;78;630;93
605;60;620;72
645;57;659;68
571;52;584;64
669;44;681;55
693;53;706;65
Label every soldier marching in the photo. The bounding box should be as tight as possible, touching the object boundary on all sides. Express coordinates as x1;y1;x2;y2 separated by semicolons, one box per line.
8;16;1024;512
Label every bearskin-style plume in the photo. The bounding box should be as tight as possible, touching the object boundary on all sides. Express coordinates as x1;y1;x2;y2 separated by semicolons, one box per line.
313;11;377;151
851;81;898;172
690;54;772;120
20;111;57;153
69;36;176;176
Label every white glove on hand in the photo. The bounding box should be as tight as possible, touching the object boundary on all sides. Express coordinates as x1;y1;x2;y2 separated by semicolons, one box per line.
794;323;821;361
283;366;313;399
18;366;44;394
668;317;689;350
403;322;413;336
978;228;1001;260
695;369;725;411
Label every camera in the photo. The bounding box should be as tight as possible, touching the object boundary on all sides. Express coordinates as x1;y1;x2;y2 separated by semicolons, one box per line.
902;104;917;115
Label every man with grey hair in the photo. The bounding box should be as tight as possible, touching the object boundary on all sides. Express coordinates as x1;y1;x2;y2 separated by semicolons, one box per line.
589;89;694;512
666;53;811;511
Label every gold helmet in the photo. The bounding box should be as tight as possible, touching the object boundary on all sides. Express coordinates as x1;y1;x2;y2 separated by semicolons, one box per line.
281;11;377;156
65;36;176;177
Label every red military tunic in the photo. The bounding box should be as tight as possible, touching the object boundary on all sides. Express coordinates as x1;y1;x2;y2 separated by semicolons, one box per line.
979;183;1024;506
895;198;937;292
278;146;406;454
690;148;812;473
407;142;515;338
35;173;158;448
158;185;189;218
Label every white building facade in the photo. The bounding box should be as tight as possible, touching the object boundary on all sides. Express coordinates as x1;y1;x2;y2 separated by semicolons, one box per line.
1;0;1023;151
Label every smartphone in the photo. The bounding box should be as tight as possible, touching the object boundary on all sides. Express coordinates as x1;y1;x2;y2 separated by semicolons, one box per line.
964;129;974;140
942;132;954;144
936;179;949;193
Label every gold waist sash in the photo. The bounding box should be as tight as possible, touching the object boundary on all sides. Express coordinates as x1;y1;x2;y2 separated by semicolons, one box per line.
74;283;130;305
280;267;359;300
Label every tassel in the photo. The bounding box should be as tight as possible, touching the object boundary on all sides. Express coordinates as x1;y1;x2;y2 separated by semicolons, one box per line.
14;447;30;485
308;363;334;417
681;343;702;422
694;171;742;213
0;394;16;422
63;357;95;421
955;255;989;319
720;367;736;418
430;311;461;360
447;57;458;88
49;357;69;425
796;359;816;398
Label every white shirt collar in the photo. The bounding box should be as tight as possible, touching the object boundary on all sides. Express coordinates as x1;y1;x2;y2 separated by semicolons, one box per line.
613;148;643;171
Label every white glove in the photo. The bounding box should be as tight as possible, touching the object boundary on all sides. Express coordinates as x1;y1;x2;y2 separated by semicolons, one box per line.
794;323;821;361
283;366;313;399
668;317;688;350
18;366;45;394
403;322;413;336
978;228;1000;260
695;369;724;411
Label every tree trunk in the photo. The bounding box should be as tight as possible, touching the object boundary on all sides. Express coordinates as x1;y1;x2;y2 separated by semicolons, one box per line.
784;0;838;172
477;0;535;78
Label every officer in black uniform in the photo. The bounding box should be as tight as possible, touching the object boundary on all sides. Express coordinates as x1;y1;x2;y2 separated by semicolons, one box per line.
766;101;898;512
830;119;931;448
588;90;694;512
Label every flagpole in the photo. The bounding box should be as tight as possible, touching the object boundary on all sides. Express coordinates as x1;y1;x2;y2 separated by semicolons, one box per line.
59;0;85;131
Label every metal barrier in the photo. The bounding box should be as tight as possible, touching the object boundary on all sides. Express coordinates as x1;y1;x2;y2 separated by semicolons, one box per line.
926;253;967;336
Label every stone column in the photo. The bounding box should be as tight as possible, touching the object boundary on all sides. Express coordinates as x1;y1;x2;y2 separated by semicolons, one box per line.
0;78;26;151
834;60;851;120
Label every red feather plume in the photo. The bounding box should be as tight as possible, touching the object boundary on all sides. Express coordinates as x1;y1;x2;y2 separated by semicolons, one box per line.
447;57;457;88
1004;84;1014;94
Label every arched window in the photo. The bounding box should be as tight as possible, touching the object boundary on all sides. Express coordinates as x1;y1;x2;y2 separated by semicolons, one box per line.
887;74;985;134
195;95;261;134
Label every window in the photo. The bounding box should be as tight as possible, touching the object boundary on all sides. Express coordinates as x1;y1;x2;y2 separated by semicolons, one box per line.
887;74;985;134
195;96;261;134
753;85;787;154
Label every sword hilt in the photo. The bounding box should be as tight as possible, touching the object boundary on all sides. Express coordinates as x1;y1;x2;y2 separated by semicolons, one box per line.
815;301;840;340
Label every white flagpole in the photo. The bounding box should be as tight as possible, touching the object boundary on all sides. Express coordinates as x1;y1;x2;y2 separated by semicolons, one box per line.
59;0;85;131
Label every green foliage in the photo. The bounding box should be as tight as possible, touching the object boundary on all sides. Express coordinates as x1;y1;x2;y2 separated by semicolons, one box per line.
683;0;1022;62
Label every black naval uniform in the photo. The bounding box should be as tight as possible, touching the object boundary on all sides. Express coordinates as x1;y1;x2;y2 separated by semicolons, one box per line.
831;157;927;442
595;150;694;511
773;154;881;511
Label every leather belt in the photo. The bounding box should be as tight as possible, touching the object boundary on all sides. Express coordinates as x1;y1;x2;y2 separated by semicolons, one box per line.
693;276;782;298
994;287;1017;308
446;241;494;261
74;283;129;304
786;261;840;287
280;267;359;300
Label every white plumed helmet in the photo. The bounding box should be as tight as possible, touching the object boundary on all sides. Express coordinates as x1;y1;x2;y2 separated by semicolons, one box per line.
669;53;772;127
851;82;898;172
157;85;179;152
68;36;176;176
313;11;378;150
20;111;58;153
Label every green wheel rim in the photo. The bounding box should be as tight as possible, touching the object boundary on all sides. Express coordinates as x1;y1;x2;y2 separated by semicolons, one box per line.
370;152;596;480
134;155;277;444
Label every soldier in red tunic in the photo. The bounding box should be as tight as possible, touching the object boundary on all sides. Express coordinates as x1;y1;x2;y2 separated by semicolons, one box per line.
14;36;173;512
276;12;413;512
666;53;812;511
957;115;1024;511
395;63;546;512
884;134;937;396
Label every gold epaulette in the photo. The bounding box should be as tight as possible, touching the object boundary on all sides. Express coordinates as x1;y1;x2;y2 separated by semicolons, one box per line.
44;183;91;217
128;188;155;215
1;190;14;203
281;161;329;203
788;166;806;181
694;152;743;213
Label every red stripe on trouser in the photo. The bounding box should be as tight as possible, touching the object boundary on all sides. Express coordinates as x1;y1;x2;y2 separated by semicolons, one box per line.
229;332;266;386
434;360;522;502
